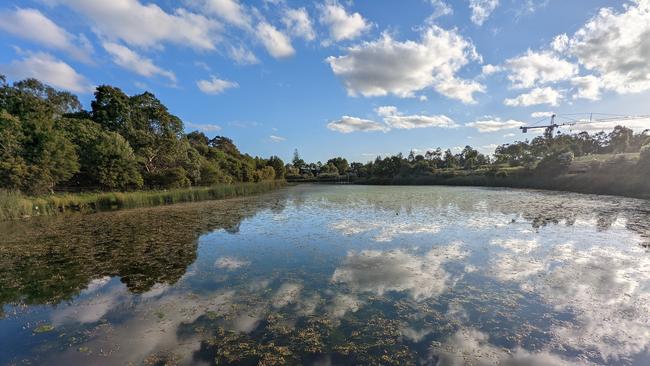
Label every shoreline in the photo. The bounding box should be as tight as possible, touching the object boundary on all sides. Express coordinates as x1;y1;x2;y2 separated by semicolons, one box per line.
0;180;286;221
289;173;650;200
357;175;650;200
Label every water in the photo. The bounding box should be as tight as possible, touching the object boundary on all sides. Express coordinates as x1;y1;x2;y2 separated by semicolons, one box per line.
1;185;650;365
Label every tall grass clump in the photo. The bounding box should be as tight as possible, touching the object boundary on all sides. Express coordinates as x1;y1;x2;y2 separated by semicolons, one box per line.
0;190;33;220
0;181;286;221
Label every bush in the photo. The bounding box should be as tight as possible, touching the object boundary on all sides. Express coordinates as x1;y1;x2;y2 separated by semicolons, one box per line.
536;151;574;176
638;144;650;171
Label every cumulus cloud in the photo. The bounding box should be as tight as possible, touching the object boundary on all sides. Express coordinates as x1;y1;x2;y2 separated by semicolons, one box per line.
531;111;555;118
196;0;252;29
427;0;453;21
282;7;316;41
328;106;457;133
377;105;457;129
47;0;220;50
466;118;525;132
256;22;295;58
103;42;176;83
326;26;484;103
318;0;370;43
571;75;602;100
469;0;499;26
196;75;238;94
0;8;93;62
567;0;650;94
481;64;501;75
0;52;93;93
326;116;388;133
504;50;577;89
504;87;561;107
551;33;569;53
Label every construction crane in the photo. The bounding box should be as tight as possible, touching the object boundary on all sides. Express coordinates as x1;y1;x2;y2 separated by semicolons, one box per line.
520;113;650;135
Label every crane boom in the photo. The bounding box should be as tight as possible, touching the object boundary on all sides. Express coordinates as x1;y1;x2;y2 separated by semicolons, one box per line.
520;113;650;134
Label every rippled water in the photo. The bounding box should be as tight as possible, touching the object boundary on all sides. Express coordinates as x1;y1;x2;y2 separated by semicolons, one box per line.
1;185;650;365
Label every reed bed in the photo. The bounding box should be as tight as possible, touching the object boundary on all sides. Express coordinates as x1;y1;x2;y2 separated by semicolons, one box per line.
0;180;286;220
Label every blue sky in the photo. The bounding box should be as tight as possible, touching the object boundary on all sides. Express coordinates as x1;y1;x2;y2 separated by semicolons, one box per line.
1;0;650;163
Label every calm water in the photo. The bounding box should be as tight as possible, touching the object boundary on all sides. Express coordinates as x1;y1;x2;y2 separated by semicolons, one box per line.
1;185;650;365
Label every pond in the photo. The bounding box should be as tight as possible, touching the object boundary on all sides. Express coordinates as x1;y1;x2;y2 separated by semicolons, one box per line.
1;184;650;365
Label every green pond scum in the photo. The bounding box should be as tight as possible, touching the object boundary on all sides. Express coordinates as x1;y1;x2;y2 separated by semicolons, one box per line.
1;185;650;365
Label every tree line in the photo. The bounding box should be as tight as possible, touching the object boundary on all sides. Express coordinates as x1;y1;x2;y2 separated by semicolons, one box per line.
286;125;650;181
0;77;285;195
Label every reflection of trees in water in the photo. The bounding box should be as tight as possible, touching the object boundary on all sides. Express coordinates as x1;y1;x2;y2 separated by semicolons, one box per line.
0;195;285;311
309;186;650;246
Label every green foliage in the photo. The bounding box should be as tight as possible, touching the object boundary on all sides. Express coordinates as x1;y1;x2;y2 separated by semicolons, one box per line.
638;144;650;171
266;156;286;179
0;181;285;220
88;132;143;190
1;77;286;195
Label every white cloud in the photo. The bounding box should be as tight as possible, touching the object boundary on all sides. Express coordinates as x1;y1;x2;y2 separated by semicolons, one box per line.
571;75;602;100
466;118;525;132
504;50;577;89
269;135;286;142
0;8;92;63
47;0;220;50
186;122;222;132
551;33;569;53
326;26;484;103
198;0;251;29
567;0;650;94
481;64;501;75
427;0;453;21
318;0;370;43
328;106;457;134
504;87;561;107
227;45;259;65
531;111;555;118
196;75;238;94
103;42;176;83
256;22;295;58
326;116;388;133
469;0;499;26
377;105;457;129
282;7;315;41
0;52;92;93
563;118;650;134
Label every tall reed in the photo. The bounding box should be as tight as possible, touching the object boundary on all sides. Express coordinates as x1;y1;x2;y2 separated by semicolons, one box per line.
0;180;286;221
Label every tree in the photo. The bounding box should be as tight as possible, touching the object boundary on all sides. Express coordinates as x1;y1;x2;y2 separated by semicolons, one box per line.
87;132;143;190
91;85;132;134
266;156;286;179
327;157;349;175
292;148;305;170
443;149;458;168
608;126;634;153
460;145;479;170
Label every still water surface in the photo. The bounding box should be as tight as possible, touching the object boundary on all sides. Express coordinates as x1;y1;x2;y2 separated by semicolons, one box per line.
1;185;650;365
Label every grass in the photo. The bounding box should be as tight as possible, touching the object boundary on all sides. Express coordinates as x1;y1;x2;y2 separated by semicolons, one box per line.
0;180;286;221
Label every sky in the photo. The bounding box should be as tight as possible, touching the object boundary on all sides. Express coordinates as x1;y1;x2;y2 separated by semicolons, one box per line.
1;0;650;163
